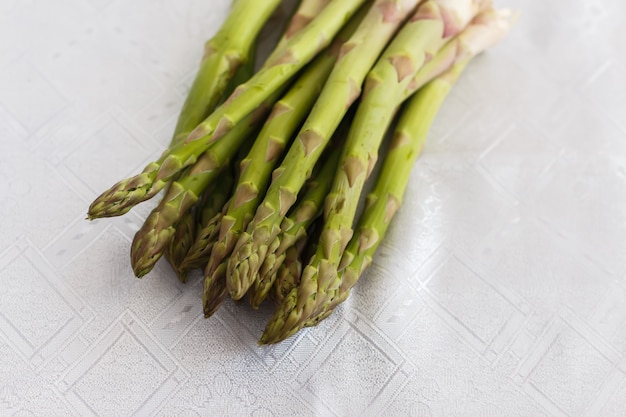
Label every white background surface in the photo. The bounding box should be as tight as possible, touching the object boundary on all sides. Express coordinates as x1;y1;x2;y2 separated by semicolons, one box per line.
1;0;626;416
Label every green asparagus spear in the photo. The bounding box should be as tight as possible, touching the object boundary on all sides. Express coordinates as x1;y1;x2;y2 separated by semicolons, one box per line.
87;0;368;220
227;0;423;301
261;0;492;344
178;188;233;272
181;211;224;274
164;209;196;283
199;175;234;233
272;241;305;305
272;214;324;305
169;172;234;276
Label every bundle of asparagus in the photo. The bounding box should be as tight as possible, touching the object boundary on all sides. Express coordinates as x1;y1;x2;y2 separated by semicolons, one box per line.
88;0;513;344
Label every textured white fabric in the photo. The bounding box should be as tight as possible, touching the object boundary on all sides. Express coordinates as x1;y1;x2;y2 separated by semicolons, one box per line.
1;0;625;415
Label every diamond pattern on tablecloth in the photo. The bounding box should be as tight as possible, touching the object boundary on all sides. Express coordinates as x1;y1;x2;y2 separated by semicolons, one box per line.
58;311;188;416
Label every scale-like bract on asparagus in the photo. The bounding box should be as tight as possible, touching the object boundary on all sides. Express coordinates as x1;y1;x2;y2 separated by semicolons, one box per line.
227;0;424;302
260;0;493;344
87;0;368;220
271;0;332;60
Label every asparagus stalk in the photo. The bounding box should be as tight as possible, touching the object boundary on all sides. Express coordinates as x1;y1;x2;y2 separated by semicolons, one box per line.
310;8;514;321
87;0;368;219
260;0;492;344
249;144;343;309
270;212;322;305
178;186;233;272
227;0;423;301
309;68;470;326
272;241;305;305
130;102;270;278
164;209;196;283
181;211;224;274
201;256;229;317
198;175;234;233
170;0;280;148
284;213;324;299
170;172;234;275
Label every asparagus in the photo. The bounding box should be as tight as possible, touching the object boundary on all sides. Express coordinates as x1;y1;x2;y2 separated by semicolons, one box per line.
199;175;234;233
170;0;280;148
171;173;234;275
227;0;423;301
309;8;514;321
199;7;370;318
201;257;230;317
260;0;492;344
84;0;512;344
249;144;343;309
130;102;269;278
270;207;325;305
272;241;304;305
178;183;233;272
181;211;224;274
87;0;368;220
164;209;196;283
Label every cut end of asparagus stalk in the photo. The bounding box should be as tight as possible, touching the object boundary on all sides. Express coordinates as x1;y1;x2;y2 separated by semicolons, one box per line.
457;8;515;60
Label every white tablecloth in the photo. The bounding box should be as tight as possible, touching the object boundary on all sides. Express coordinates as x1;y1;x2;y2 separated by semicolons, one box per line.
1;0;625;415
